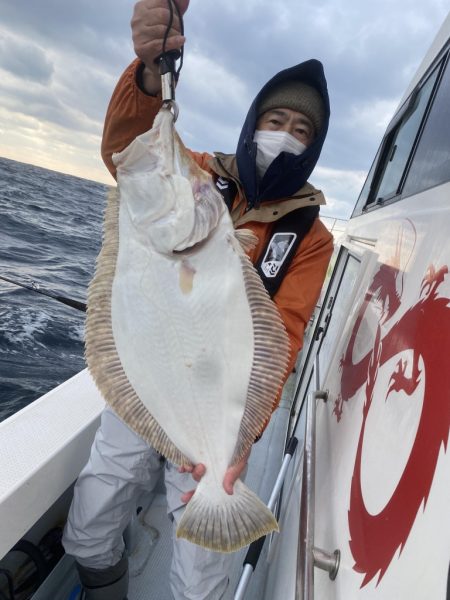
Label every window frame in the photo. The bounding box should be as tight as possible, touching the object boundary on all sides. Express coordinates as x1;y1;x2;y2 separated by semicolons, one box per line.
352;48;449;218
402;49;450;197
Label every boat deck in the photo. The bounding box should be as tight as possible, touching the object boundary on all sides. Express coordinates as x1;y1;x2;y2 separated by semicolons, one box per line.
30;378;301;600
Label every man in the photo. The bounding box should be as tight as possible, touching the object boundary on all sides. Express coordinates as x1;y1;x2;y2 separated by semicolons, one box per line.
62;1;333;598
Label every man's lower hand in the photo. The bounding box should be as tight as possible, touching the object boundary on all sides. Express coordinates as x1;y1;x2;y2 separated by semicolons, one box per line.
179;449;251;504
179;463;206;503
222;450;250;495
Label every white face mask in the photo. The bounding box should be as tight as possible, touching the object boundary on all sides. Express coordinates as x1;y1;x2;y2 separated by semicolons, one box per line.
253;130;307;178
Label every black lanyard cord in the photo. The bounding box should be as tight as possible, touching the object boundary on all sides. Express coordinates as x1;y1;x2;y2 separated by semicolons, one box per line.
161;0;184;80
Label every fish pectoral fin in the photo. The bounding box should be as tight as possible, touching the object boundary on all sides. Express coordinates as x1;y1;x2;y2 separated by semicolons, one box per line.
234;229;259;252
176;478;278;553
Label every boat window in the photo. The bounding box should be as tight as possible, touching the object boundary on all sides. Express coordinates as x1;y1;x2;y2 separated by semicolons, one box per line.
352;63;441;217
370;67;440;204
351;148;382;217
402;53;450;196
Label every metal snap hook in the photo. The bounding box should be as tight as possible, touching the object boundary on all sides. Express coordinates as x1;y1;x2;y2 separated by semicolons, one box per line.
162;100;179;122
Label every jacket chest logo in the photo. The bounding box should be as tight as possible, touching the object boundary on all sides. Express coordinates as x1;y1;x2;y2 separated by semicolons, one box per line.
215;177;237;212
216;177;229;191
261;233;297;278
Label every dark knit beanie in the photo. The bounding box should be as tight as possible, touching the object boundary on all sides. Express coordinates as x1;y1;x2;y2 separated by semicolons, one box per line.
257;81;325;135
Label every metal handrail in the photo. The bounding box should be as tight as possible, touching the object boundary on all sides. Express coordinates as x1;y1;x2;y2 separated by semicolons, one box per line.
296;359;340;599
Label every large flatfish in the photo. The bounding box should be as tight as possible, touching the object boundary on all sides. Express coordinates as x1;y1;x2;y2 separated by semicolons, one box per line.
85;106;290;552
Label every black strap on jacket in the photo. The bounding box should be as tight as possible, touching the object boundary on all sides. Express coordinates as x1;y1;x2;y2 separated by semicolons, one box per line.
215;177;237;212
254;205;319;298
215;177;319;298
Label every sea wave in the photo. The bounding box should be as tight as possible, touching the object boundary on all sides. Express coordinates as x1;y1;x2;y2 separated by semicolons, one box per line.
0;156;105;421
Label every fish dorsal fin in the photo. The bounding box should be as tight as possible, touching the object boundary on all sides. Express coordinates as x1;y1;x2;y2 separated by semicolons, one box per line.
231;253;291;464
235;229;259;252
85;187;192;467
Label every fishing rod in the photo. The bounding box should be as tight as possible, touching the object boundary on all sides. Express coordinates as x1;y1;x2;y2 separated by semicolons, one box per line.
0;274;87;313
234;435;299;600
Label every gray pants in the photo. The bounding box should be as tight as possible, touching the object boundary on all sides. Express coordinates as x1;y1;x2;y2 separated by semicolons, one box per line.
62;407;230;600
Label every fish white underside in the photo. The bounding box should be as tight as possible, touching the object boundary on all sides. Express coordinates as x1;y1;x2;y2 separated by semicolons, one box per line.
86;108;290;552
111;204;254;473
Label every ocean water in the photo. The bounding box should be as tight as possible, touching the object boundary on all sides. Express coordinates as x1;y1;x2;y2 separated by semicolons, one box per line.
0;156;108;421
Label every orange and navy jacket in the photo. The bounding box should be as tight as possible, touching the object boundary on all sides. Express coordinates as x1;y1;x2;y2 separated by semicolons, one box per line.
101;59;334;410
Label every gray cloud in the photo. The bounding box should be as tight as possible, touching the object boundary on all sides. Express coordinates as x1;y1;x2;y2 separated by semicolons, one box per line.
180;0;448;179
0;32;54;83
0;0;134;72
0;75;103;136
0;0;448;216
56;66;118;124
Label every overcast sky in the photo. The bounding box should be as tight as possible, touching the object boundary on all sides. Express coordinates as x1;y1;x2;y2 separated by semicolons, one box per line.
0;1;448;219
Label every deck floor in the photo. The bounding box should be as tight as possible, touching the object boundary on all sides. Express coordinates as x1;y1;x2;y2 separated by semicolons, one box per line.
31;383;297;600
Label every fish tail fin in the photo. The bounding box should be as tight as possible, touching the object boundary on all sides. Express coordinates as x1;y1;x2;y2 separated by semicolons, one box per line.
176;479;278;553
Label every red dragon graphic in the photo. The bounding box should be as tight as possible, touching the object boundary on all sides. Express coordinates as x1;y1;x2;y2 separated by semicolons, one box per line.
335;257;450;587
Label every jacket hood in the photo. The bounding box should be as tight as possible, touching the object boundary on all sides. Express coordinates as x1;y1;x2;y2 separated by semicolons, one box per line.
236;59;330;208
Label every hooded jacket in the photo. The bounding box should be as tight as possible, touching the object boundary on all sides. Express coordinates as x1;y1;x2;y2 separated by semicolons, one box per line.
101;59;334;409
235;59;330;208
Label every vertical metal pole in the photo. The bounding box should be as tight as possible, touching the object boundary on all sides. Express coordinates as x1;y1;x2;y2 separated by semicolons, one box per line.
296;355;340;600
315;352;320;391
296;355;330;600
296;388;316;600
